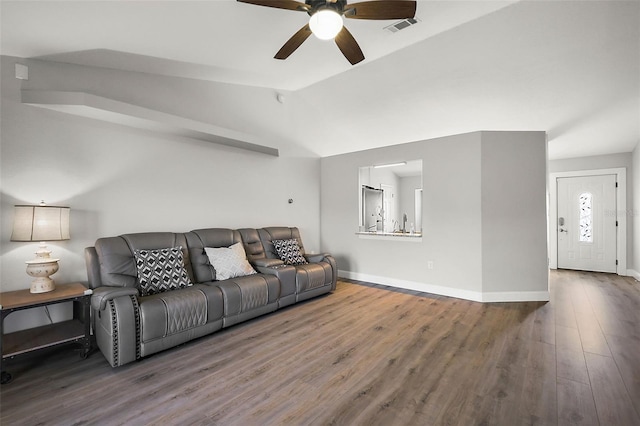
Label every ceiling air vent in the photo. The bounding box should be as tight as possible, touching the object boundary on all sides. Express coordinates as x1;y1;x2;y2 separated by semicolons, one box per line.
384;17;420;33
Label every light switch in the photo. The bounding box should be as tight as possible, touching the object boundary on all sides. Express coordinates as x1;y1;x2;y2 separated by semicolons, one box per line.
15;63;28;80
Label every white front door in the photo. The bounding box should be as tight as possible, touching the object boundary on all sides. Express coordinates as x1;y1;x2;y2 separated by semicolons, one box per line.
557;175;617;273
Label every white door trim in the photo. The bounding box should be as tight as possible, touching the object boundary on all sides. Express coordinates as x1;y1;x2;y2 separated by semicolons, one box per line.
549;168;626;275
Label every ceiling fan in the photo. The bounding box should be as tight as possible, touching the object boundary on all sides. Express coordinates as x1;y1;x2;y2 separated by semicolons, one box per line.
237;0;417;65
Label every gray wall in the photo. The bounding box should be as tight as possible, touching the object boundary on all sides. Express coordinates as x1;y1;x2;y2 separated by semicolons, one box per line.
0;56;321;331
321;131;549;301
481;132;549;293
321;132;483;295
548;153;632;174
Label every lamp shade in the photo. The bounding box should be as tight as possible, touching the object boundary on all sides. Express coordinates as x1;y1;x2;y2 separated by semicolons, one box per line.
309;9;343;40
11;205;70;242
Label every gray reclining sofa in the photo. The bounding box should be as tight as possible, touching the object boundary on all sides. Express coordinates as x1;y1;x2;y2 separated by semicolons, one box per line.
85;227;336;367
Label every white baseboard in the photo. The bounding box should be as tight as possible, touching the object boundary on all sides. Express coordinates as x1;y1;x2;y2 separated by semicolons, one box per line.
626;269;640;281
480;290;550;303
338;270;550;303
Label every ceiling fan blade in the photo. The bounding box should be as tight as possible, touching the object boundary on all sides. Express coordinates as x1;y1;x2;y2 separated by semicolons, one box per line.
275;24;313;60
236;0;310;12
335;27;365;65
345;0;416;20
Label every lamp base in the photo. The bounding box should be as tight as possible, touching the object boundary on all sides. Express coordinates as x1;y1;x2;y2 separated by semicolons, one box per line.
25;259;59;294
29;276;56;294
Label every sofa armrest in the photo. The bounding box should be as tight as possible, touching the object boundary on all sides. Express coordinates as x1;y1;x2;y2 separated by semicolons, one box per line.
305;253;331;263
253;258;284;268
305;253;338;292
256;265;297;300
84;246;102;288
91;286;139;311
92;287;140;367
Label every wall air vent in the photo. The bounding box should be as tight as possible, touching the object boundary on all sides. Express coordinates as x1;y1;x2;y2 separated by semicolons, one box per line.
384;17;420;33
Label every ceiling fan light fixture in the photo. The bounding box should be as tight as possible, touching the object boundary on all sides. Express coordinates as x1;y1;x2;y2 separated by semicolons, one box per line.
309;9;343;40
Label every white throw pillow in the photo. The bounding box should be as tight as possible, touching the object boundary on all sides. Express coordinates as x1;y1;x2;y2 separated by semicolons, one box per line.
204;242;257;281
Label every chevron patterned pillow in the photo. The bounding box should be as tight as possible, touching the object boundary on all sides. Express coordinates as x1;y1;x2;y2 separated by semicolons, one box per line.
272;239;308;265
134;246;193;296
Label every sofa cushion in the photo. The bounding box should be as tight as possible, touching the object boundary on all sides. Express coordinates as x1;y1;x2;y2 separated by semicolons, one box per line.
205;242;257;281
256;227;306;261
138;286;209;342
272;239;308;265
134;246;192;296
215;274;280;316
187;229;243;283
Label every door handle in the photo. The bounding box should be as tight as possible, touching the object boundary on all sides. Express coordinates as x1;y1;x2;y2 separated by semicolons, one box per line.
559;228;568;233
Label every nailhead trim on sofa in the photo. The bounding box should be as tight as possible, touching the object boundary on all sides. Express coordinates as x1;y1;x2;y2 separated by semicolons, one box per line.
109;299;119;366
131;295;141;360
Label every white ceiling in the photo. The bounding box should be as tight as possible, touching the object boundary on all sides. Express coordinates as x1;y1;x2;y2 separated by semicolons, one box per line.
0;0;516;90
1;0;639;160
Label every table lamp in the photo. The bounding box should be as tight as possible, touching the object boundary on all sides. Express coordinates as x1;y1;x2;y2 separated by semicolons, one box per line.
10;203;70;293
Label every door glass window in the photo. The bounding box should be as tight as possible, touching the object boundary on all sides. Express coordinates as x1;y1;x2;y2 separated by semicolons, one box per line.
579;192;593;242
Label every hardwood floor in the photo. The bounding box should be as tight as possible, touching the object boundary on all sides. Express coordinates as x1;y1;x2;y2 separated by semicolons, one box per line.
1;270;639;425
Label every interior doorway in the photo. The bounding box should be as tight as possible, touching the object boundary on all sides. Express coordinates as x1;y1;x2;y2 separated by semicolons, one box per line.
549;168;627;275
556;175;617;272
380;183;395;232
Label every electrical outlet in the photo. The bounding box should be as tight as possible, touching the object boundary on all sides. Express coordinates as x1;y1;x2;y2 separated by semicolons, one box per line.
427;261;434;270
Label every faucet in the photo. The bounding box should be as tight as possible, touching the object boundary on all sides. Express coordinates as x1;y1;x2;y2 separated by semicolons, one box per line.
402;213;408;233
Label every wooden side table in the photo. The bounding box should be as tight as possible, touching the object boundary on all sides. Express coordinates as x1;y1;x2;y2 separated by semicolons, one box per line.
0;282;93;384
